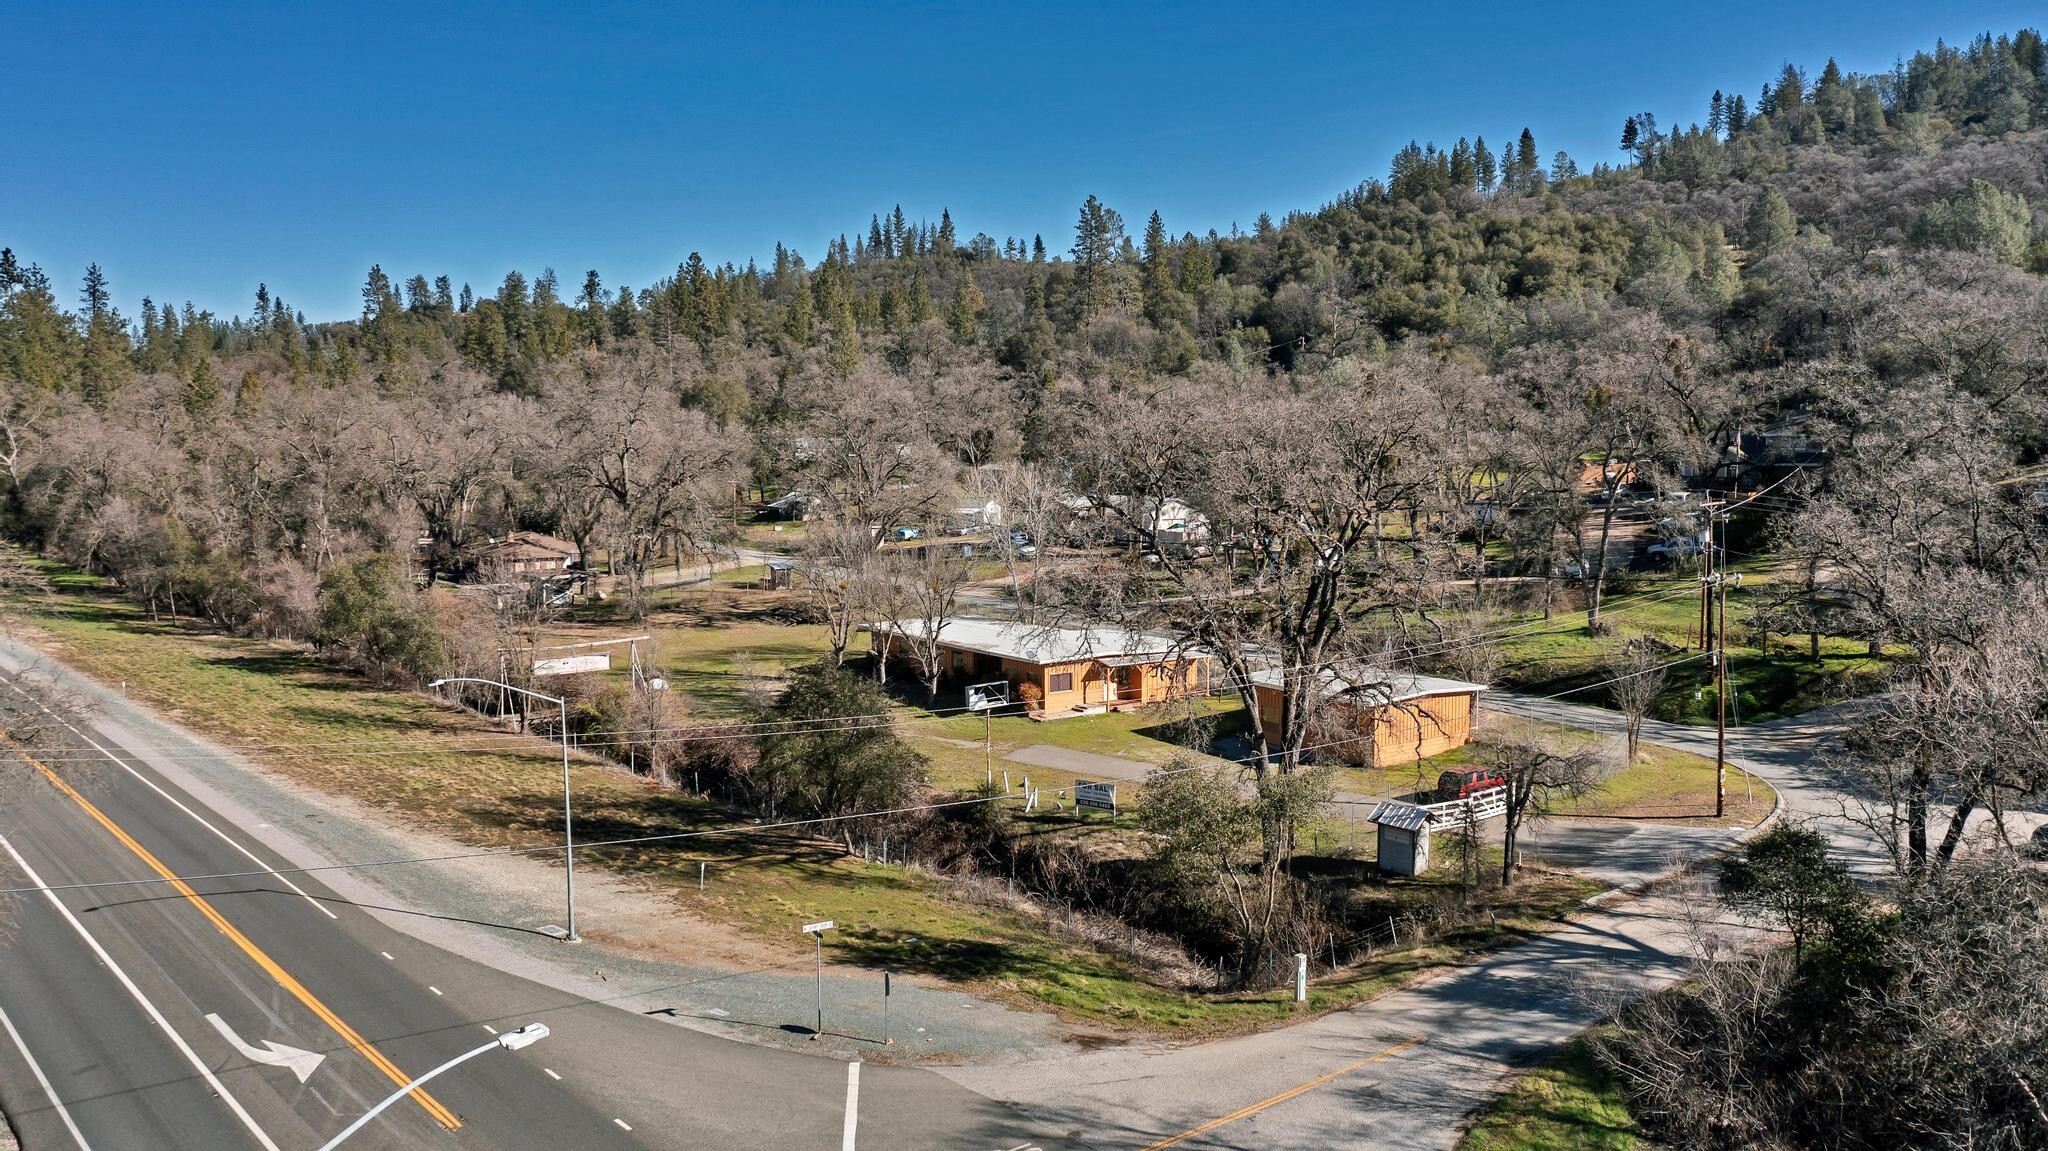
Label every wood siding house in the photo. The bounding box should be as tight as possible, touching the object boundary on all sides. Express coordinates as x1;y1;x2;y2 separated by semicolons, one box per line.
1251;667;1487;767
869;617;1211;717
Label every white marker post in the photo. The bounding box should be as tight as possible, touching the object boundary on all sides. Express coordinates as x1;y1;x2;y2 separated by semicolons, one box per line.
803;920;836;1038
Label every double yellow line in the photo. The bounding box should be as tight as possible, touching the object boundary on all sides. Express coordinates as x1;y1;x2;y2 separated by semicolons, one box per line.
14;741;462;1130
1138;1035;1425;1150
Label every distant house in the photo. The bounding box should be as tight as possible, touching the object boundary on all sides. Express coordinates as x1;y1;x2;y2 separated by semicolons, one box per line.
947;499;1004;534
1250;667;1487;766
470;531;582;576
868;616;1212;717
760;490;812;522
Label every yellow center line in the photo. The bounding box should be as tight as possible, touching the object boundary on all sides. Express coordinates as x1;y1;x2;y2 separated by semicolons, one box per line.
1137;1035;1426;1151
13;741;462;1130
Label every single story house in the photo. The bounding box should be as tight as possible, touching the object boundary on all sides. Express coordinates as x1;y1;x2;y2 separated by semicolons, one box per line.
947;499;1004;534
1250;666;1487;767
868;616;1212;717
469;531;582;576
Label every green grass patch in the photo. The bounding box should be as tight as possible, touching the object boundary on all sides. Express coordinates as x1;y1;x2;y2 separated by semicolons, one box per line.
1473;575;1894;725
1461;1038;1642;1151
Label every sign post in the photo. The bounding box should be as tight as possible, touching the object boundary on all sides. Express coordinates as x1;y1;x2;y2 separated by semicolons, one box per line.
1075;780;1117;816
882;970;893;1045
802;920;835;1039
965;681;1010;786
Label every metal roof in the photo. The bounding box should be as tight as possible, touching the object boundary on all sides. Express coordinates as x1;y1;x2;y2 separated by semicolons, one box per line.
868;616;1202;667
1248;665;1487;705
1366;800;1431;832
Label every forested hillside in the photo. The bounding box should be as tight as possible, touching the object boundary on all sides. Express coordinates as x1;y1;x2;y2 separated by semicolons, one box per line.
3;32;2045;637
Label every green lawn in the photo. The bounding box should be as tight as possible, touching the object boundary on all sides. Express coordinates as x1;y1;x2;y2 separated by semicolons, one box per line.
1475;574;1894;724
1461;1039;1642;1151
1328;713;1773;829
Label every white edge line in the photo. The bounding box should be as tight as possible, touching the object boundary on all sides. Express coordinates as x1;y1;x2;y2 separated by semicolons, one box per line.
429;986;442;996
0;1000;94;1150
544;1067;562;1080
3;681;337;919
0;832;284;1151
380;951;394;961
482;1024;497;1034
613;1117;633;1131
842;1060;860;1151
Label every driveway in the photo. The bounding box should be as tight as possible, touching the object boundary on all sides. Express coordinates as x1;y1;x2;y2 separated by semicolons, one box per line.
940;692;1866;1150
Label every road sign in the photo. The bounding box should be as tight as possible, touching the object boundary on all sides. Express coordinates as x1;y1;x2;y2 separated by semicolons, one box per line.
533;653;611;677
1075;781;1117;815
965;680;1011;711
802;919;836;934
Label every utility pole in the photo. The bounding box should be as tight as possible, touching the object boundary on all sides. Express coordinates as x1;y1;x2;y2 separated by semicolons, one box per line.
1709;505;1728;819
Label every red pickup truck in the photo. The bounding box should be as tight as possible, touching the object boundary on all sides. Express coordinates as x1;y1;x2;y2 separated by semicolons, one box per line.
1436;767;1506;800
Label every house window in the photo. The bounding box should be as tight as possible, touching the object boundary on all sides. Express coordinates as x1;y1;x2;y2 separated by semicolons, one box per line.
1048;672;1074;694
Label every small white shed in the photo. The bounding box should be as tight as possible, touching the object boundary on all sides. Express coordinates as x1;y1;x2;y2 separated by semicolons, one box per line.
1367;800;1433;877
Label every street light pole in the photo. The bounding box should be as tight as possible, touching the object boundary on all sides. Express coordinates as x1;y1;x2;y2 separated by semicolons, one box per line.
316;1023;549;1150
431;677;578;941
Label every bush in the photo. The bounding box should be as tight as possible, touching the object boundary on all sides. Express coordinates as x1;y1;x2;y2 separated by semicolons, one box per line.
314;554;446;684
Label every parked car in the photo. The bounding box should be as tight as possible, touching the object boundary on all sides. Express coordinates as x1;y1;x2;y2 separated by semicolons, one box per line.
1435;767;1506;800
890;526;922;541
1015;543;1039;559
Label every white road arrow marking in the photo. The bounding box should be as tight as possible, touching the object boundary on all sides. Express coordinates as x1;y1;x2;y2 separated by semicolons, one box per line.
205;1013;326;1084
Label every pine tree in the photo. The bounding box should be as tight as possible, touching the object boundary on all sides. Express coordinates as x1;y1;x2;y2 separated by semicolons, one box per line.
433;276;454;312
1744;186;1797;254
948;269;984;341
80;263;111;319
1620;116;1640;157
1474;136;1497;192
579;270;607;347
1031;234;1045;262
1071;195;1124;317
1551;151;1579;180
233;368;265;422
1449;137;1476;190
180;357;221;420
1726;93;1749;133
1708;90;1726;134
936;209;956;257
1515;128;1542;190
458;283;474;313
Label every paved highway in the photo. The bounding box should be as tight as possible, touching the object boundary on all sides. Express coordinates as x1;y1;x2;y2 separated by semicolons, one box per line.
0;667;1068;1151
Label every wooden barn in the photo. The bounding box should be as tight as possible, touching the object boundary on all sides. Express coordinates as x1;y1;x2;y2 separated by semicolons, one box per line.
1250;667;1487;767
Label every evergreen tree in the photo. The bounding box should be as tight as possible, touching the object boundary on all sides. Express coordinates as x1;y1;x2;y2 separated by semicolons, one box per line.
1031;234;1045;262
233;368;264;422
1474;136;1497;192
1726;92;1749;132
0;262;74;390
1449;137;1476;189
579;269;607;347
1177;242;1213;296
1071;195;1125;317
948;269;984;341
180;357;221;420
1744;186;1797;254
1551;151;1579;180
1515;128;1543;190
1708;89;1726;134
80;263;111;319
1620;116;1640;158
458;283;474;313
433;276;454;312
936;208;956;256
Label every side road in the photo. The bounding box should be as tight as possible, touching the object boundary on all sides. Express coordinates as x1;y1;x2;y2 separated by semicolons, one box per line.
939;693;1870;1151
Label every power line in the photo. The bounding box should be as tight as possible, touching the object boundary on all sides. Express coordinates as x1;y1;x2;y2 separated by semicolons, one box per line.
0;649;1713;901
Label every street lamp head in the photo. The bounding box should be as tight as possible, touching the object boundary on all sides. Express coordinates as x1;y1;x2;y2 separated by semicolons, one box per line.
496;1023;550;1051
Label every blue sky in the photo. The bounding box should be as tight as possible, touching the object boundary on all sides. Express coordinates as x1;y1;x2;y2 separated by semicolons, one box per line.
2;1;2039;322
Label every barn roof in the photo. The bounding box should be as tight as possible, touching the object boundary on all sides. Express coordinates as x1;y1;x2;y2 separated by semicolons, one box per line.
1366;800;1432;832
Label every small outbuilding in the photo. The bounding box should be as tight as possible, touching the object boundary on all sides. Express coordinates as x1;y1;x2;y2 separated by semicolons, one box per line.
1250;667;1487;767
868;616;1212;718
1367;800;1433;876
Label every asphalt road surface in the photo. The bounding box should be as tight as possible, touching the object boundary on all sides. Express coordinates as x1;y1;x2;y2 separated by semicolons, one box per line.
0;668;1067;1151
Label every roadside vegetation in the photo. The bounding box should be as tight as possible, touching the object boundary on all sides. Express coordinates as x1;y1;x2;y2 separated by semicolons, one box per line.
1460;1039;1642;1151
